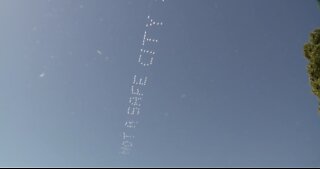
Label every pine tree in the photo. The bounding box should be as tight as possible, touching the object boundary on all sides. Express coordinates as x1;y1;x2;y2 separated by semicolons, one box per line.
304;28;320;112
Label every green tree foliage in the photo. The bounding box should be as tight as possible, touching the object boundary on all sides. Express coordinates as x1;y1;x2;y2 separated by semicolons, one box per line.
304;28;320;112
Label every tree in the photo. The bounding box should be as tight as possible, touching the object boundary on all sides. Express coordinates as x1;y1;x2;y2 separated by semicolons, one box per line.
304;28;320;112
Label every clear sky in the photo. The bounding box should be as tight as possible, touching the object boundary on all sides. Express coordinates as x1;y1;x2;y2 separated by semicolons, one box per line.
0;0;320;167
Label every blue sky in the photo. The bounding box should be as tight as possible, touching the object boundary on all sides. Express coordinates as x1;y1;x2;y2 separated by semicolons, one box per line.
0;0;320;167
